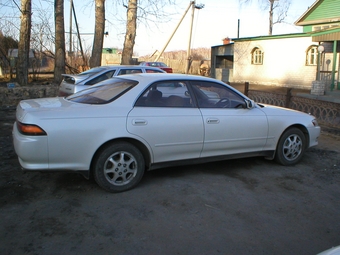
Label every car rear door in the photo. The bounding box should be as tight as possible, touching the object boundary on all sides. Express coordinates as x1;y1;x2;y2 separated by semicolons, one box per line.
127;80;204;163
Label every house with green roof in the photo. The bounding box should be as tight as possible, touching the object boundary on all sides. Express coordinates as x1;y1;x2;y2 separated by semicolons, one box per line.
211;0;340;92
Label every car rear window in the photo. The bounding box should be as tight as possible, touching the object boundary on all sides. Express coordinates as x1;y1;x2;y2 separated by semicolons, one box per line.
78;67;107;76
66;78;138;104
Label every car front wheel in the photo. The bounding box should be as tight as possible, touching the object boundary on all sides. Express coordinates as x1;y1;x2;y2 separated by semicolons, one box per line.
275;128;306;166
93;142;145;192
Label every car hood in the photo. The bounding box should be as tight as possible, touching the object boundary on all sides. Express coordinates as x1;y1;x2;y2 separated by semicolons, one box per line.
257;103;313;117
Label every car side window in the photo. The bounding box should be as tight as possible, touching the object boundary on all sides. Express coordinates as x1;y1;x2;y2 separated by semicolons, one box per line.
190;81;246;109
85;70;115;85
118;69;142;75
135;81;194;108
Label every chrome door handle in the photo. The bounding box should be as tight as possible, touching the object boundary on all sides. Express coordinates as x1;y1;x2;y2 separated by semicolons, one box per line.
132;119;147;125
206;118;220;124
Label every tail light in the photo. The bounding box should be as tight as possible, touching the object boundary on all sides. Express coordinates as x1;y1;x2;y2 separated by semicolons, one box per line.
16;121;47;136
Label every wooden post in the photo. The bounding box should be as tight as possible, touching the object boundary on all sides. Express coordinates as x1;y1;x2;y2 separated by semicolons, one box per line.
285;88;292;108
244;82;249;96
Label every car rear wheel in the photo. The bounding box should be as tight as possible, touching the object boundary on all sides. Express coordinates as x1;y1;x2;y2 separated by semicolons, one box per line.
93;142;145;192
275;128;306;166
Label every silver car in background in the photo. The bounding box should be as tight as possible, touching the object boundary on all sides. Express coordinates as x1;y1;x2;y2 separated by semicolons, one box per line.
58;65;166;96
13;74;320;193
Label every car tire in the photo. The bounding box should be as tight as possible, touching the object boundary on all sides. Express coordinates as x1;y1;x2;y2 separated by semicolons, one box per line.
93;142;145;192
275;128;306;166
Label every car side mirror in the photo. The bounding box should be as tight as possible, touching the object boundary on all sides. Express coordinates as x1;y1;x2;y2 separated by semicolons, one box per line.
244;99;254;109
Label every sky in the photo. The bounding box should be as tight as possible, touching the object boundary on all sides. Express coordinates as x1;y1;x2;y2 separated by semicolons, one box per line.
101;0;317;56
1;0;317;56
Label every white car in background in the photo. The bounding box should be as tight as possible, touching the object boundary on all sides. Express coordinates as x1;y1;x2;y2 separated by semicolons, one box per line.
58;65;166;96
13;73;320;193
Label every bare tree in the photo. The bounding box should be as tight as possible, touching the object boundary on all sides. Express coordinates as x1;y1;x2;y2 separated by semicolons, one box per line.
0;32;19;78
117;0;179;64
31;5;55;54
90;0;105;68
121;0;137;65
17;0;32;85
240;0;291;35
54;0;66;84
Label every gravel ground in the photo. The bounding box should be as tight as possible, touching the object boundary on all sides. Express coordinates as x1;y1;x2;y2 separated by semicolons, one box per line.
0;107;339;255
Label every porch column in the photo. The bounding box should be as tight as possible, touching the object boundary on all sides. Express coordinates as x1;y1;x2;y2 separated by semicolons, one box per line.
331;40;338;91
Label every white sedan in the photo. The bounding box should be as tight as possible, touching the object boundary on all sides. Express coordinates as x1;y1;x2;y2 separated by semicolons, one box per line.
13;74;320;192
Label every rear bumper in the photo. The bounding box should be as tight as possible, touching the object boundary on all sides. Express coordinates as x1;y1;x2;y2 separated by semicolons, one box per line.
58;90;71;97
12;122;49;170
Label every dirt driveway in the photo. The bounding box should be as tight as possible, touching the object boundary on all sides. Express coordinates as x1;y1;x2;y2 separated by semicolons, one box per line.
1;107;339;255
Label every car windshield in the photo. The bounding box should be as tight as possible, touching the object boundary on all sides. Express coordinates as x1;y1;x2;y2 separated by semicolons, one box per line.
78;67;107;76
157;62;167;67
66;78;138;104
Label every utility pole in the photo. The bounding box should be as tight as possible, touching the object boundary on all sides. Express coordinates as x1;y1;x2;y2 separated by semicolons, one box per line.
71;2;86;66
155;1;193;62
155;1;204;74
185;1;195;74
185;1;204;74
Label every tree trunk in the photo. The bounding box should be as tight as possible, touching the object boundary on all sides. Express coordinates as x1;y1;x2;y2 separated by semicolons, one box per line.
17;0;32;85
90;0;105;68
54;0;66;84
268;0;274;35
121;0;137;65
239;0;290;36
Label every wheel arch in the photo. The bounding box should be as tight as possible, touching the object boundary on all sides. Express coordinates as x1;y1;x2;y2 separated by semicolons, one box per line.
280;124;310;149
266;124;309;160
90;137;152;177
268;124;310;161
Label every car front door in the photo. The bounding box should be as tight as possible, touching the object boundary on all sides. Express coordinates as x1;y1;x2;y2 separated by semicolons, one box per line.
127;80;204;163
190;81;268;157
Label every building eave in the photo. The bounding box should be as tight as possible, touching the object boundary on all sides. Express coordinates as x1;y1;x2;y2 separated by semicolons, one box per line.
295;0;321;26
296;17;340;26
231;33;310;42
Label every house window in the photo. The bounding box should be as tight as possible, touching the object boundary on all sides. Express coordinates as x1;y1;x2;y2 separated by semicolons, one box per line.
251;47;263;65
306;46;318;66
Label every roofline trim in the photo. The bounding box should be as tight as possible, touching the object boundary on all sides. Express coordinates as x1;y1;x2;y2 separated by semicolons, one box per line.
294;0;321;26
231;33;310;42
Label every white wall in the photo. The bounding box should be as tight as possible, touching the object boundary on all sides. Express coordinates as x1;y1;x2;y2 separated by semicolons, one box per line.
232;36;318;89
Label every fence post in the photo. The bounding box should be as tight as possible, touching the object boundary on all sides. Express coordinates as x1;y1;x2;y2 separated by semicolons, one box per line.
285;88;292;108
244;82;249;96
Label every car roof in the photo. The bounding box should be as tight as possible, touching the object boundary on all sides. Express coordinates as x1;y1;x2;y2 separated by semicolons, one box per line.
142;61;164;64
97;65;163;69
108;73;223;83
70;65;166;76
